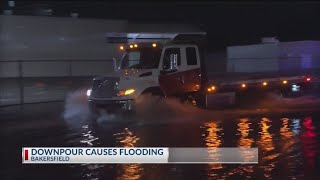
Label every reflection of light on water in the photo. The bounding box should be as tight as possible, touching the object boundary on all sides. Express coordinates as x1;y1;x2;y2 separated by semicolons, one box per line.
237;118;254;168
221;118;255;179
280;118;298;179
301;117;317;170
291;119;301;135
259;118;275;152
78;125;103;179
238;118;254;148
258;117;279;180
280;118;294;150
114;128;143;180
203;121;224;178
80;125;99;146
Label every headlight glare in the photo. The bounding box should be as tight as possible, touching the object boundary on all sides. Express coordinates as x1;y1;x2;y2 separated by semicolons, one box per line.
86;89;92;96
118;89;135;96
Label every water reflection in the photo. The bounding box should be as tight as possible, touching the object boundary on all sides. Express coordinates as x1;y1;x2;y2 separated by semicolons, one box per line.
237;119;255;177
280;118;294;151
220;118;255;179
301;117;318;177
238;118;254;148
291;118;301;135
78;125;103;179
114;128;143;180
203;121;224;178
80;125;99;146
258;117;279;180
279;118;301;179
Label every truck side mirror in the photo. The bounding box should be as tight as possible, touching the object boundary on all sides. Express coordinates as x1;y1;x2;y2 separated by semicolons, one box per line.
169;54;178;71
161;53;178;75
113;57;119;72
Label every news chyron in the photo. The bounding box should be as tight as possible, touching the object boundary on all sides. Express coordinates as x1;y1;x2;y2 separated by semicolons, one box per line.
22;147;259;164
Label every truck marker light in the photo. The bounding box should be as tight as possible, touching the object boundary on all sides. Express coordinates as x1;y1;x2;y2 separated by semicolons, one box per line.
152;43;157;47
207;86;216;92
134;44;138;48
119;45;124;50
129;45;133;48
282;80;288;84
241;84;246;88
262;82;268;86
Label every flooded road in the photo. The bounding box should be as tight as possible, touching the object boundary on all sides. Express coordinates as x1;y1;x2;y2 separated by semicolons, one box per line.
1;93;320;179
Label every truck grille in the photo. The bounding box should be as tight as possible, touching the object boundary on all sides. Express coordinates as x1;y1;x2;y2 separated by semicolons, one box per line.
91;77;119;98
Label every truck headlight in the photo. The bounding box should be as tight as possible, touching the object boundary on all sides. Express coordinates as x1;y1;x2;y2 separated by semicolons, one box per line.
86;89;92;96
117;89;135;96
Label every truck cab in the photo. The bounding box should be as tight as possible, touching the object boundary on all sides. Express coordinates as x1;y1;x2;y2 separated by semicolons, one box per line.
87;33;207;112
87;42;164;111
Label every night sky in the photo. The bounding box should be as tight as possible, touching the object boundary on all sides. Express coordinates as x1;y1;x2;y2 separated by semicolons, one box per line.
3;1;320;51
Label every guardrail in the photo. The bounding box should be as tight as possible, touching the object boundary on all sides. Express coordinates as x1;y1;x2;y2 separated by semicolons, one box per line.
0;59;114;106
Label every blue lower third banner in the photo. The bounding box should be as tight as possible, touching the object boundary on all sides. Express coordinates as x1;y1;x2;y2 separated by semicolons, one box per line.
22;147;259;164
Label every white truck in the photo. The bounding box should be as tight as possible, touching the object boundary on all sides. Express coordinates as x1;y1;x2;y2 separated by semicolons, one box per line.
87;33;319;112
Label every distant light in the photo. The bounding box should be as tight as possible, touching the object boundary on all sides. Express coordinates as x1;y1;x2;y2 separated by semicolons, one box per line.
262;82;268;86
8;1;15;7
282;80;288;84
207;88;212;92
119;45;124;50
152;43;157;47
129;45;133;48
70;12;79;18
241;84;246;88
211;86;216;91
292;84;300;92
306;77;311;81
134;44;138;48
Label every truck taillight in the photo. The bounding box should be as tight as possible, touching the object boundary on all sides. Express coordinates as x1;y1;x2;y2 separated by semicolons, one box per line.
305;77;311;82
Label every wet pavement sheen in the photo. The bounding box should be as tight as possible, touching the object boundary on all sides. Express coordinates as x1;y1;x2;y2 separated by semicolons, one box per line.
1;100;320;180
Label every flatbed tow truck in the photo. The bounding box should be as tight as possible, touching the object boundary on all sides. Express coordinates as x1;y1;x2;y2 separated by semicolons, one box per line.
87;33;319;112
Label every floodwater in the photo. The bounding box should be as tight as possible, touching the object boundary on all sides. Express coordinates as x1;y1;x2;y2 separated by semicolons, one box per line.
1;90;320;180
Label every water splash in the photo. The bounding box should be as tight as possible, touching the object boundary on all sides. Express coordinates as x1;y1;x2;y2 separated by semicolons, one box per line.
63;89;91;128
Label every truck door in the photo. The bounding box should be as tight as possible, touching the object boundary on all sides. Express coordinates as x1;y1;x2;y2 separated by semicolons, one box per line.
182;46;202;92
159;45;201;96
159;47;184;96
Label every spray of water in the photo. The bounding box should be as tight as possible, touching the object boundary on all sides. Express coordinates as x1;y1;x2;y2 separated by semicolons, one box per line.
63;89;320;126
259;93;320;111
63;89;92;128
134;93;320;123
63;89;120;128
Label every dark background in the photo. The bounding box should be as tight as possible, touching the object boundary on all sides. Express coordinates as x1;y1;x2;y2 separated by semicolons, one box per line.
2;1;320;51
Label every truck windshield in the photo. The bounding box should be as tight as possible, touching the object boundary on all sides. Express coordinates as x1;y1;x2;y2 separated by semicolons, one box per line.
120;47;162;69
